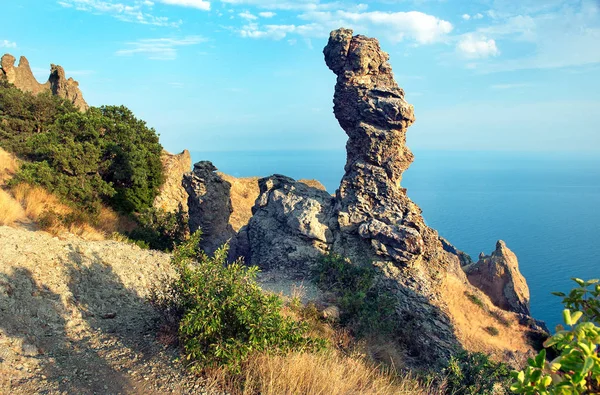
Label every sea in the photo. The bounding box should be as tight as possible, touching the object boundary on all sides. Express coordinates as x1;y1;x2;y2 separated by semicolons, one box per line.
191;149;600;329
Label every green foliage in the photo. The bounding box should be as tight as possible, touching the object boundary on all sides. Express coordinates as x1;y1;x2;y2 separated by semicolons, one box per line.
485;326;500;336
443;351;512;395
465;291;485;308
0;81;164;215
127;205;189;251
172;232;326;372
511;279;600;394
312;253;397;336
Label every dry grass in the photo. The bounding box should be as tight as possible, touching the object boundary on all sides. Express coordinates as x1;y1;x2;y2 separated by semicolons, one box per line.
0;188;26;226
204;350;441;395
0;148;19;184
442;275;531;361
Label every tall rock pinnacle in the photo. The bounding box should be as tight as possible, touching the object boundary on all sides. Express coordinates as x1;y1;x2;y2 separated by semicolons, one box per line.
230;28;543;367
0;54;89;111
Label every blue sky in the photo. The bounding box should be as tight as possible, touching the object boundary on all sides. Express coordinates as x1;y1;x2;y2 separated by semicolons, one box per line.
2;0;599;153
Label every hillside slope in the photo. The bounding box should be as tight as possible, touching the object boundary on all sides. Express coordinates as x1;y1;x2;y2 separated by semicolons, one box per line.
0;226;211;394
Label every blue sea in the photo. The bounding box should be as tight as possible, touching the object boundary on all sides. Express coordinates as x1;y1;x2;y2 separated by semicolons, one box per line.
191;149;600;329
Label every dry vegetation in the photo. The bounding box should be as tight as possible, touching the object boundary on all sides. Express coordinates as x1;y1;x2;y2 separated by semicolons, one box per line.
0;147;133;239
442;275;531;360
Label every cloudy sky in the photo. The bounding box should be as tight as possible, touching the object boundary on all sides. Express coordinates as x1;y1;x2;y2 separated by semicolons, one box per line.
2;0;599;153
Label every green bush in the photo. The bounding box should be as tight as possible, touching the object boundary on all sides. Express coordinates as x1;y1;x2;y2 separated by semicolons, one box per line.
1;81;164;215
312;253;397;336
127;205;189;251
510;278;600;394
443;351;512;394
172;231;326;372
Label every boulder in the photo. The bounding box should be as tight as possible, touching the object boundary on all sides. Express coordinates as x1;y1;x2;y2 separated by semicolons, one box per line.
241;174;334;273
464;240;531;315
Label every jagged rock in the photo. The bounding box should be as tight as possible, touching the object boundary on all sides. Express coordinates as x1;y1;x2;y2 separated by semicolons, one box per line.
464;240;531;315
0;54;88;111
439;236;473;266
153;150;191;213
183;161;236;255
236;28;539;366
241;174;334;273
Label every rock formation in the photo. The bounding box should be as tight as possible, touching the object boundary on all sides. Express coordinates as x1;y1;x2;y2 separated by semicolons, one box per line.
244;175;334;272
0;54;88;111
153;149;191;213
230;28;541;366
464;240;531;315
183;161;236;255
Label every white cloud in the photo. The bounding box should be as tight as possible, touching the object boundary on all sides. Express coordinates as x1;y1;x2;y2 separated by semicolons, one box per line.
115;36;206;60
456;33;499;58
239;11;257;20
475;0;600;71
58;0;182;26
473;13;483;19
240;10;452;44
158;0;210;10
258;11;275;18
1;40;17;48
462;14;470;20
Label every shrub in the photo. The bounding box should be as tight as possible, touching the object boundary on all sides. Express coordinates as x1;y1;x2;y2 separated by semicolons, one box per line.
510;278;600;394
127;205;189;251
465;291;485;308
0;81;164;215
443;351;512;395
171;231;326;372
484;326;500;336
312;253;397;336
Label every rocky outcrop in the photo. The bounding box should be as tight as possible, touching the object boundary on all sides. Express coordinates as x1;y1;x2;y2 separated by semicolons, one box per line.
464;240;531;315
154;150;191;213
233;28;540;366
0;54;88;111
183;161;236;255
439;236;473;266
244;175;334;273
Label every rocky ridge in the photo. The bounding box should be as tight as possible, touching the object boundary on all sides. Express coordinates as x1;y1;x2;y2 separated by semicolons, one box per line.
0;54;88;111
464;240;531;316
224;28;540;366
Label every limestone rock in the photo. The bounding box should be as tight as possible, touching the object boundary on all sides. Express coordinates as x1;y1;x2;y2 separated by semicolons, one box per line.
464;240;531;315
241;174;334;273
153;150;191;213
439;236;473;267
182;161;236;255
0;54;88;111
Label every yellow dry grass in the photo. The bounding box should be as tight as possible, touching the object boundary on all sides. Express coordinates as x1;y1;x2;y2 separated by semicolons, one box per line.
0;147;20;184
442;275;531;360
205;351;440;395
0;188;26;226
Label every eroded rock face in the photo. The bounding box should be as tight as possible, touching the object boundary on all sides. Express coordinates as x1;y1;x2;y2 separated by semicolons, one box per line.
183;161;236;255
242;175;334;273
0;54;88;111
464;240;531;315
201;28;539;367
153;150;191;213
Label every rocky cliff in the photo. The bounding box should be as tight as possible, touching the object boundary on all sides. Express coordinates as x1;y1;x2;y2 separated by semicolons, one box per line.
0;54;88;111
153;150;191;214
226;28;541;366
464;240;531;315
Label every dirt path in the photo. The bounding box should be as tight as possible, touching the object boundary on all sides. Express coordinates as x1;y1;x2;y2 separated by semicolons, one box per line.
0;226;213;394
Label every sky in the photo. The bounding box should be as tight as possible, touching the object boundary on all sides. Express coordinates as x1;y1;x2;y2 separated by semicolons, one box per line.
2;0;600;154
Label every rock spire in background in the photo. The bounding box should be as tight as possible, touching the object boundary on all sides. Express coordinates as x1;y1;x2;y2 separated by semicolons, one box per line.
1;54;88;111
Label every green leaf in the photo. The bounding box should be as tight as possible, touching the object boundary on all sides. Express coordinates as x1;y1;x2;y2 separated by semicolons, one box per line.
552;292;567;297
582;356;594;374
563;309;573;326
